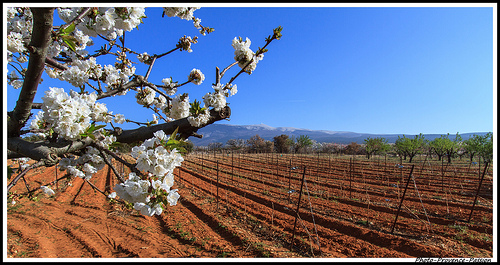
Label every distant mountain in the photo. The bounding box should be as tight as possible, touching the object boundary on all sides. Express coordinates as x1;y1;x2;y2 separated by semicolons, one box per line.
188;123;490;146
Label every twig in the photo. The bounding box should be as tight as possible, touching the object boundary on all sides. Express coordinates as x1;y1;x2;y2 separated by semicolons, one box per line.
96;147;125;183
92;143;140;177
7;160;45;192
85;179;107;197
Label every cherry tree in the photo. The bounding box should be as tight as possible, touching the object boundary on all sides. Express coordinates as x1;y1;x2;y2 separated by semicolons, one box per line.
6;6;282;216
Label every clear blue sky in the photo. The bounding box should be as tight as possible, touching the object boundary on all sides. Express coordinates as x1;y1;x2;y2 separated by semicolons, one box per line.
5;3;496;135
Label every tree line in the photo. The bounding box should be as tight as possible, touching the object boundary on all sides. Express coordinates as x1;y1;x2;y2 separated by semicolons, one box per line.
197;132;493;164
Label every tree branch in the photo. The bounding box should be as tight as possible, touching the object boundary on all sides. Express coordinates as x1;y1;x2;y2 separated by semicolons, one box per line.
8;137;95;166
8;8;54;137
7;160;45;192
115;106;231;143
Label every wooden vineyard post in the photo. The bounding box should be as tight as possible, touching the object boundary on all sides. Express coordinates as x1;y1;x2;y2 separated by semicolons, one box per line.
55;164;58;189
216;160;220;211
349;158;352;199
468;162;489;223
290;166;307;251
276;155;279;181
441;158;444;192
391;165;415;234
288;159;292;203
231;151;234;184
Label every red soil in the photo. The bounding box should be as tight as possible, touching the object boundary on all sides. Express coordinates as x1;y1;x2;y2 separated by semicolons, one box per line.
6;153;493;259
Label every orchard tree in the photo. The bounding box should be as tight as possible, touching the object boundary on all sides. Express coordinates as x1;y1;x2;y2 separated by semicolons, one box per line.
226;138;246;151
429;133;461;163
478;132;493;163
6;6;282;216
246;134;273;153
429;137;447;161
463;133;490;163
344;142;363;156
363;136;390;159
293;135;313;153
444;133;463;163
320;142;342;154
393;133;426;163
273;134;293;153
208;142;224;152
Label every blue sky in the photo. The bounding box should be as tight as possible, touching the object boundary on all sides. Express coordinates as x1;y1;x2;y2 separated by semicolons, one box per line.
5;3;496;135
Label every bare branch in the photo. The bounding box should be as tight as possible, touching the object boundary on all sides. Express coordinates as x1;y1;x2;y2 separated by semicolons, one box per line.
96;148;125;183
7;160;45;192
116;106;231;143
92;144;141;177
8;136;95;166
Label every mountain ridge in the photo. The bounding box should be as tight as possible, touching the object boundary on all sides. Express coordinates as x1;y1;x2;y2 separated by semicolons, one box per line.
189;123;490;146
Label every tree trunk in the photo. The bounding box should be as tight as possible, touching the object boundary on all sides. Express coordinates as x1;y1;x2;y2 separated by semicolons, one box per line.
8;8;54;137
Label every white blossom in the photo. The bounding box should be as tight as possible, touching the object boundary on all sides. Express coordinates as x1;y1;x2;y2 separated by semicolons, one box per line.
188;68;205;85
40;186;55;196
7;32;26;53
114;113;126;124
166;94;190;120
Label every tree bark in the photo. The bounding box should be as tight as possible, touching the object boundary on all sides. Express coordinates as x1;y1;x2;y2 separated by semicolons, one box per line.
8;8;54;137
115;106;231;143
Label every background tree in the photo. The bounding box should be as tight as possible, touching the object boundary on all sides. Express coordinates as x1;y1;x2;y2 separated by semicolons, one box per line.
226;138;246;151
273;134;293;153
429;136;449;162
429;133;462;163
364;137;391;159
208;142;223;152
393;133;426;163
444;133;463;163
344;142;363;156
478;132;493;163
463;133;488;162
246;134;273;153
294;135;313;153
320;142;341;154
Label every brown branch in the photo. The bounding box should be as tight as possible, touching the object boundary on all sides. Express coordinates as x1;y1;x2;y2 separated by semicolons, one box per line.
96;147;126;183
57;7;92;32
8;8;54;137
96;75;143;100
8;136;95;166
85;179;107;197
7;160;45;192
115;106;231;144
92;144;141;177
45;56;68;71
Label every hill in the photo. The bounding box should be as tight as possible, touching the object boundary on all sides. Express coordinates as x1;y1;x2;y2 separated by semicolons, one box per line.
189;123;490;146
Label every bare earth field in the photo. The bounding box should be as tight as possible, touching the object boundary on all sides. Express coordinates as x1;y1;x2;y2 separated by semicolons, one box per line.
6;153;494;259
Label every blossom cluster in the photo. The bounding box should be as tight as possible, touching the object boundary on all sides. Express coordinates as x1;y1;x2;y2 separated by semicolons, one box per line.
58;134;115;180
166;94;190;120
162;7;203;33
187;109;211;127
232;37;264;74
31;87;123;140
203;83;237;112
113;130;183;216
58;7;146;39
6;7;32;54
